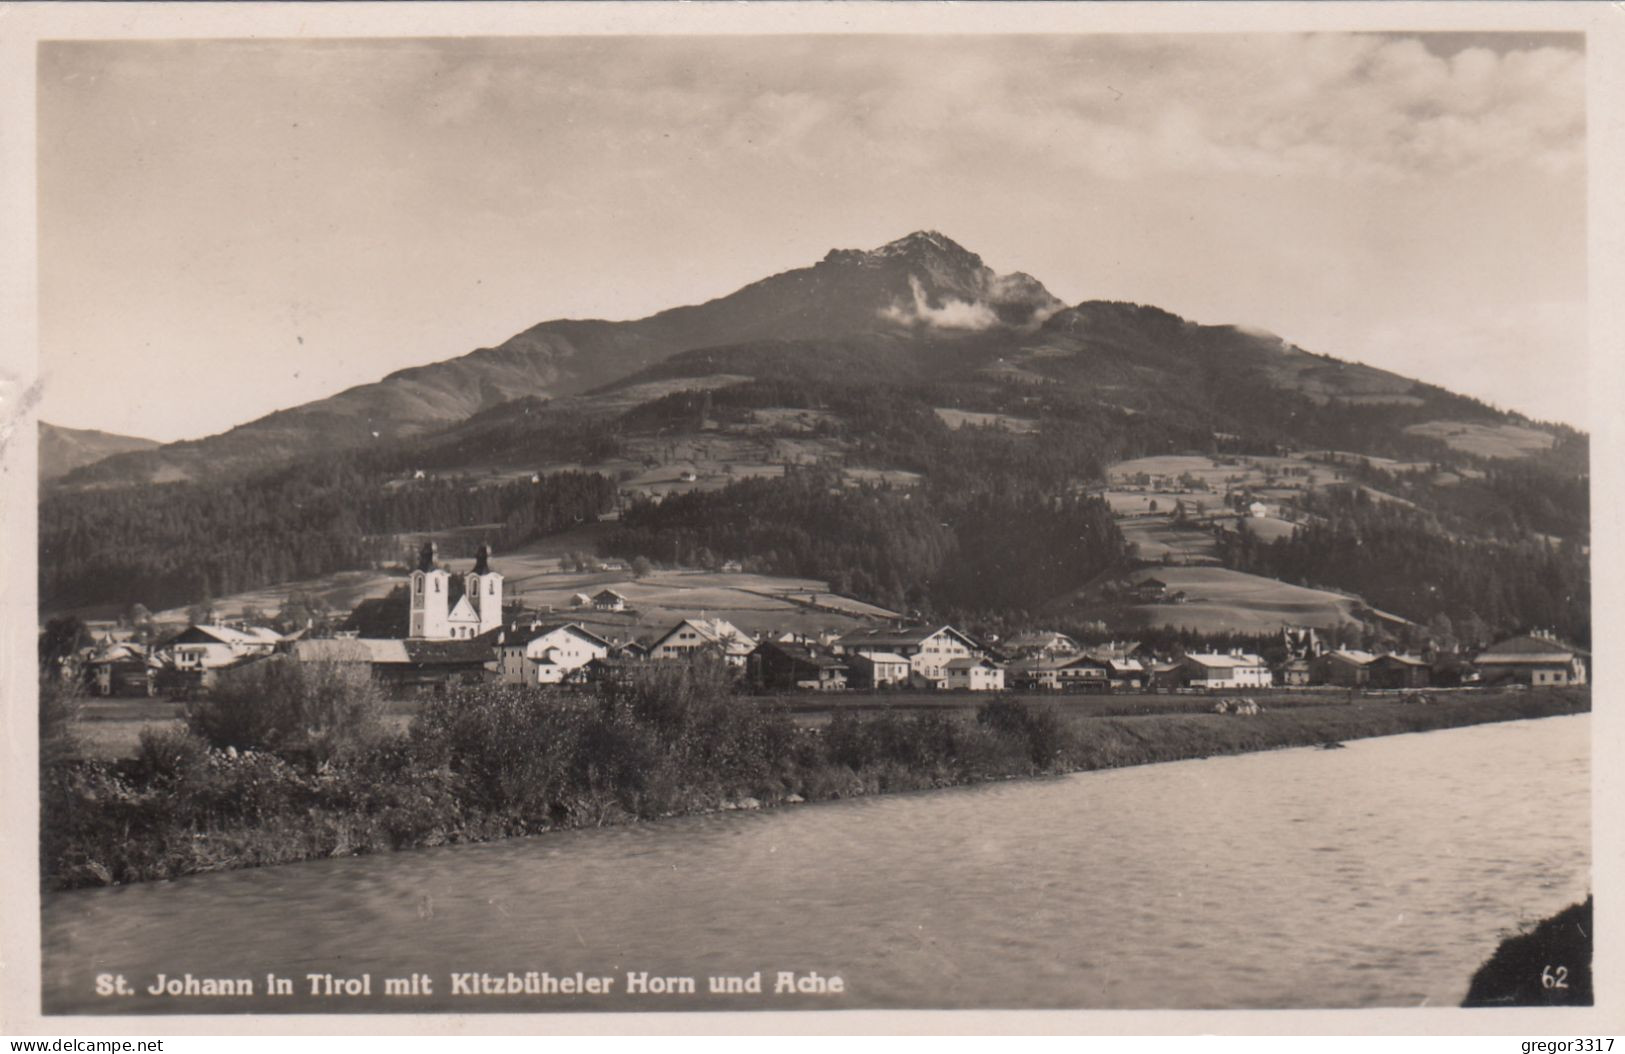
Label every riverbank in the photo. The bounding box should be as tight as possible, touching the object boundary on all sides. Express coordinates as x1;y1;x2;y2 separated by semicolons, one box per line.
42;673;1588;892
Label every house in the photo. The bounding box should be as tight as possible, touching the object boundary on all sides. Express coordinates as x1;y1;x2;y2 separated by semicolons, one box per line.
1274;657;1313;687
649;617;754;667
1003;631;1082;659
834;624;984;686
1473;632;1589;687
291;635;497;690
845;651;912;689
86;643;154;697
1061;654;1145;691
1055;656;1110;693
749;640;849;692
1368;653;1431;690
1312;649;1376;687
1005;657;1070;691
1180;652;1272;690
156;623;283;672
944;656;1005;692
496;622;612;686
1248;501;1269;518
1145;661;1185;692
408;542;503;640
569;592;593;608
591;588;629;613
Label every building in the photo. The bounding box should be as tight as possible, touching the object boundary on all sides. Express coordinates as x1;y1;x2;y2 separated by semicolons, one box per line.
834;624;984;687
496;622;612;686
1005;657;1070;691
1248;501;1269;518
1003;631;1082;659
748;640;849;691
944;656;1005;692
1180;652;1272;690
591;588;629;613
569;592;593;608
1473;632;1589;687
1312;649;1376;687
409;543;503;640
1059;654;1146;691
156;623;283;672
86;643;154;697
845;651;911;689
1368;653;1431;690
1274;657;1313;687
290;635;496;690
649;617;754;667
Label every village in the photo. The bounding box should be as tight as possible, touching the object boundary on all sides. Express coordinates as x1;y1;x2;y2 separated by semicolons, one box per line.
65;541;1590;707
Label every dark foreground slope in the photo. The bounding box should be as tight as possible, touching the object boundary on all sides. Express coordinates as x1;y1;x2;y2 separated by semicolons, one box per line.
1463;897;1593;1007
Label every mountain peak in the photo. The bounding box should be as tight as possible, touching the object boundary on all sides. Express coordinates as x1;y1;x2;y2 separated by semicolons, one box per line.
874;230;972;258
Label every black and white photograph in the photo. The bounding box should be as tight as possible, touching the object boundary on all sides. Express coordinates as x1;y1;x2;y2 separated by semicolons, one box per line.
2;0;1620;1037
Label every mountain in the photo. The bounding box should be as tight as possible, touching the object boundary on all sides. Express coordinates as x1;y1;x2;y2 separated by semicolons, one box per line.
57;231;1061;487
38;422;159;480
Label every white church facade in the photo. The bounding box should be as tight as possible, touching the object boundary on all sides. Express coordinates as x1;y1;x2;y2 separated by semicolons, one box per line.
409;542;503;640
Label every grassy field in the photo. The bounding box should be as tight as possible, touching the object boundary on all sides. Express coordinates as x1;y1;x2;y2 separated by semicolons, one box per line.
1403;420;1556;460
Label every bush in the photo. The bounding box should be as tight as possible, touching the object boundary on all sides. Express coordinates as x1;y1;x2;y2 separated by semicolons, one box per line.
136;726;211;782
976;695;1072;769
187;658;386;768
39;673;85;765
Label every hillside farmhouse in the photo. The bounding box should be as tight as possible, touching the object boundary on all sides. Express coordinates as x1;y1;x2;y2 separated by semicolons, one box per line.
592;588;630;613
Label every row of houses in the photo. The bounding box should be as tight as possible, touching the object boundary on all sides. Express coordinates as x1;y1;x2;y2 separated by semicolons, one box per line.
72;610;1591;698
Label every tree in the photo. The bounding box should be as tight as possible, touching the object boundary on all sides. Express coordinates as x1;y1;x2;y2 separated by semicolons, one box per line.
631;556;654;579
38;616;90;676
187;657;386;769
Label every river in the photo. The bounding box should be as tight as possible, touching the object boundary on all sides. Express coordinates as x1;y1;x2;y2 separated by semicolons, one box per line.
42;714;1589;1013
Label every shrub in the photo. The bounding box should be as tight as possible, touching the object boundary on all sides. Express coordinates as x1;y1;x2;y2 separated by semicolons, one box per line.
187;658;386;767
976;695;1072;769
136;726;211;782
39;673;84;765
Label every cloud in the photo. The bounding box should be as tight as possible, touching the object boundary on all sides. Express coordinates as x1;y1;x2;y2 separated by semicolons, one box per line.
881;276;1000;331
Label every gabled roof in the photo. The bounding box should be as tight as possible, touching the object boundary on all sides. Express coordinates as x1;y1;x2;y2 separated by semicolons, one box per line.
847;650;911;666
756;640;848;670
447;595;479;623
592;588;629;602
1321;649;1377;665
1182;652;1267;669
165;623;283;648
836;624;977;650
401;636;498;665
1372;652;1429;666
944;656;998;671
1475;634;1589;662
655;617;752;653
505;622;612;650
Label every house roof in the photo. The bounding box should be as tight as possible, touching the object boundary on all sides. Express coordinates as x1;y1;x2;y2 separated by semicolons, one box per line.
835;624;977;650
1475;634;1589;663
944;656;998;671
1322;649;1377;665
505;622;612;650
757;640;848;670
401;636;498;666
165;623;283;648
656;617;752;653
592;588;629;602
1372;653;1429;667
848;650;911;666
1182;652;1267;669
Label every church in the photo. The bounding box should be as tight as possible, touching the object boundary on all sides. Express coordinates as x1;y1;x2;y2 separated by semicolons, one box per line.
409;542;503;640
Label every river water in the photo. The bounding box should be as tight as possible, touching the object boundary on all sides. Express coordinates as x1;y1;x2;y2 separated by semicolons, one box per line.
42;714;1589;1014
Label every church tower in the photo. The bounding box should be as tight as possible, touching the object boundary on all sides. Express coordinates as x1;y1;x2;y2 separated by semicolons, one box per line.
409;541;451;639
464;544;503;636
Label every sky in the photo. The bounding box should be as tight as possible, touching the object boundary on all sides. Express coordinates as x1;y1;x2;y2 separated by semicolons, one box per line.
37;32;1588;441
